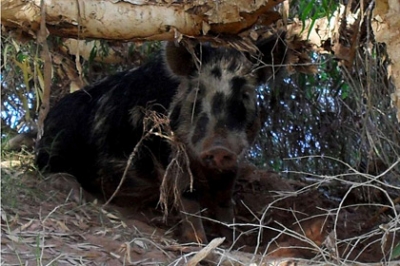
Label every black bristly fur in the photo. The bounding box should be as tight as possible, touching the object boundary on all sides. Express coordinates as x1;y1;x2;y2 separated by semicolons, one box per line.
36;34;287;243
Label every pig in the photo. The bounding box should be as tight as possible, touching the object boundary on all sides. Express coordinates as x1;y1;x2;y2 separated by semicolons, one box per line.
36;34;287;243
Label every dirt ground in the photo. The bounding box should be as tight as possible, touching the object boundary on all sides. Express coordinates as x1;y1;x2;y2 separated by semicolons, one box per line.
1;153;399;265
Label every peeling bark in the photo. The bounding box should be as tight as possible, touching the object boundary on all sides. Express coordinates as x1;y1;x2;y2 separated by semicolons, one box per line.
36;0;52;139
373;0;400;121
1;0;283;40
3;0;399;120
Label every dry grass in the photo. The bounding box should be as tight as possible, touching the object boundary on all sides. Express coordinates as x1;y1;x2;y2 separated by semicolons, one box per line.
1;152;176;265
1;149;399;266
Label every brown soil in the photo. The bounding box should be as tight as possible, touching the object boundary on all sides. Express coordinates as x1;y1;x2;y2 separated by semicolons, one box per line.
1;156;399;265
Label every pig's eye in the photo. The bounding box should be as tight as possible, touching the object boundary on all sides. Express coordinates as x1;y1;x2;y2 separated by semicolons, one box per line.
195;87;203;95
242;91;250;100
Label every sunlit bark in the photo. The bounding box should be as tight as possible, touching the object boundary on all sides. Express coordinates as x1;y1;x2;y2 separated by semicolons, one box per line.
1;0;283;40
373;0;400;121
2;0;400;119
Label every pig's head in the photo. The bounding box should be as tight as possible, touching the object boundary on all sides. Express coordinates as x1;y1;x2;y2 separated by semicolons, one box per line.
165;35;287;172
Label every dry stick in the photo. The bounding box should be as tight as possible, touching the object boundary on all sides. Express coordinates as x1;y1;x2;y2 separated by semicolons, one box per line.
159;135;194;218
364;195;400;229
186;237;225;266
36;0;52;139
334;184;398;263
103;111;172;207
267;156;400;263
74;0;84;86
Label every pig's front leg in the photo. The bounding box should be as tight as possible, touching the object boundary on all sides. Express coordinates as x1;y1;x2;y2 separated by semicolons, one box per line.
179;191;208;244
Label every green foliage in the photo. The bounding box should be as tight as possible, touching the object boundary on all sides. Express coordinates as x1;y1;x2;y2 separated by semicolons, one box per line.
88;42;98;63
1;163;36;209
393;242;400;259
252;44;399;179
340;83;350;99
1;35;162;133
1;35;40;133
294;0;339;37
84;41;162;83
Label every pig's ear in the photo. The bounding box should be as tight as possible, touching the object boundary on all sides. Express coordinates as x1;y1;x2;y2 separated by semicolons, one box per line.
254;32;287;84
164;42;197;77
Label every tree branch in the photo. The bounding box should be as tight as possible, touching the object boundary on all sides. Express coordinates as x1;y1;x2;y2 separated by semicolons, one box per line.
1;0;283;41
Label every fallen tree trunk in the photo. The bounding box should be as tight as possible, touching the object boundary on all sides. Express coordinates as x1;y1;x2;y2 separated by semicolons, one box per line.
3;0;399;120
1;0;283;40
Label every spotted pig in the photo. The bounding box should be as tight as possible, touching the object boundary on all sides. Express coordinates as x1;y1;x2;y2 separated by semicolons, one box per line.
36;34;287;243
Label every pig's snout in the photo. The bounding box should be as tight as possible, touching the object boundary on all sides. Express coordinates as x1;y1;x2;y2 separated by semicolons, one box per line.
200;147;237;170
